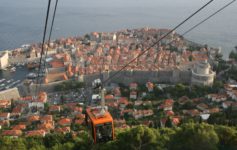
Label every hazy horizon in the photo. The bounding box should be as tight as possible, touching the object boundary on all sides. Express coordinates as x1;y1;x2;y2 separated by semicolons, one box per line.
0;0;236;58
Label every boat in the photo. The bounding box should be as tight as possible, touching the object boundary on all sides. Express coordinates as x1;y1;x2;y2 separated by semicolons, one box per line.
6;79;14;83
27;62;39;69
10;68;16;72
0;78;6;83
27;73;37;79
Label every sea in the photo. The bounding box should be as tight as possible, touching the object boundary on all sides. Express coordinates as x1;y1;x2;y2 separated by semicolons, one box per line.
0;0;236;59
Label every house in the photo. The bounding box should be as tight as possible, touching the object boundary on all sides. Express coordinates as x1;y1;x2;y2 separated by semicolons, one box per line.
132;110;143;119
75;113;85;120
0;113;10;120
107;102;118;108
2;130;22;138
38;122;54;131
113;87;121;98
178;96;189;105
146;82;154;92
143;109;154;117
130;91;137;100
27;115;40;123
129;82;138;90
134;100;143;106
165;110;175;116
38;92;47;103
12;124;26;130
26;130;46;137
132;109;154;119
11;106;24;116
75;119;84;125
28;102;44;111
183;109;200;117
207;94;228;102
118;97;129;109
227;90;237;101
55;127;71;134
222;101;233;109
72;107;83;114
0;120;10;127
40;115;53;123
160;117;181;128
197;103;209;111
58;118;72;126
208;108;220;114
105;94;115;103
158;99;174;111
0;100;11;108
49;105;61;112
143;101;152;106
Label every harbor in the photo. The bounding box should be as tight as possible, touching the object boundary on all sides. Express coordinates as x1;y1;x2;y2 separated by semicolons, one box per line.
0;63;31;91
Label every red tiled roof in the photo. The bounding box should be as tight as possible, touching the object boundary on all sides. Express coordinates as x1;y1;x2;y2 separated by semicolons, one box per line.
49;105;61;112
12;124;26;130
28;115;40;122
0;100;11;108
55;127;71;134
26;130;46;137
2;130;22;137
58;118;71;126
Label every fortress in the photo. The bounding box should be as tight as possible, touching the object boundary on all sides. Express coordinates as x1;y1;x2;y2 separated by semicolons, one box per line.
80;61;215;86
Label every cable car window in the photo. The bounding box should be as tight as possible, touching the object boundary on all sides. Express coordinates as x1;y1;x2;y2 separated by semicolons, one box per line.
96;122;113;142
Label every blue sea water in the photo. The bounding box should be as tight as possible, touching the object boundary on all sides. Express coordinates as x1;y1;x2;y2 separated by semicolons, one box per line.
0;0;236;58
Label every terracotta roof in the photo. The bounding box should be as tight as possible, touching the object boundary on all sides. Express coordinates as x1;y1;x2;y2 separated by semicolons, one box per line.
2;130;22;137
49;105;61;112
118;97;129;105
28;115;40;122
75;114;85;119
38;92;47;102
165;110;175;116
75;119;84;125
105;94;114;100
55;127;71;134
49;60;65;68
0;100;11;108
58;118;72;126
0;113;10;118
40;115;53;123
38;122;54;131
26;130;46;137
12;124;26;130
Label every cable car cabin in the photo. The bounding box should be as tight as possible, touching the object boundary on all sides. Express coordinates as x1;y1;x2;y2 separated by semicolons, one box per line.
86;107;114;143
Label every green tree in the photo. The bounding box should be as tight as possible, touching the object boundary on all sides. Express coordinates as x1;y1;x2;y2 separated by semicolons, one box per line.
115;125;162;150
169;123;219;150
215;125;237;150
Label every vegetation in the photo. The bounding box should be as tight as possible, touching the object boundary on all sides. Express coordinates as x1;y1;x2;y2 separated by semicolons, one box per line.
229;51;237;61
54;80;85;91
1;123;237;150
225;66;237;81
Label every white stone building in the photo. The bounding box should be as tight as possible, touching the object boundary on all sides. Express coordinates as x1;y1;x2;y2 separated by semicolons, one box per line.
0;51;9;69
191;60;216;86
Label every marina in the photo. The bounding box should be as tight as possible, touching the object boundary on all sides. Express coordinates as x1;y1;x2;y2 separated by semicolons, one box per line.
0;64;31;91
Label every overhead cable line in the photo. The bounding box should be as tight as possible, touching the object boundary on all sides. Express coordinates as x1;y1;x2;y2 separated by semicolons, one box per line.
39;0;59;92
101;0;214;85
35;0;52;97
182;0;236;36
111;0;236;82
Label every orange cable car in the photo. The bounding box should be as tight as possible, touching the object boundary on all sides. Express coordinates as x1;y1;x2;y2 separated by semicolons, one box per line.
85;107;114;143
85;88;114;143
